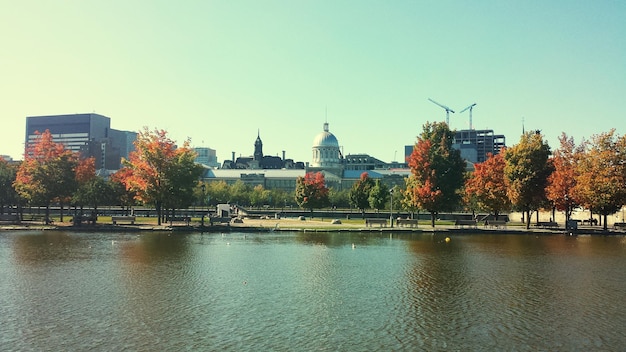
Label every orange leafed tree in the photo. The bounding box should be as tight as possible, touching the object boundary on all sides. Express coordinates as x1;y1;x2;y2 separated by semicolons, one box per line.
110;166;137;213
545;133;580;222
14;130;89;223
464;152;510;220
115;127;202;225
75;157;96;184
571;130;626;230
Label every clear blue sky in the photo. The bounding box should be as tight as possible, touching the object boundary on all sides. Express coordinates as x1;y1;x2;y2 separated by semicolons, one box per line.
1;1;624;164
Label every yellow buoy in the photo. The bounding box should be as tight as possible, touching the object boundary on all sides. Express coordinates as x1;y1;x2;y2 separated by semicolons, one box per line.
445;237;451;243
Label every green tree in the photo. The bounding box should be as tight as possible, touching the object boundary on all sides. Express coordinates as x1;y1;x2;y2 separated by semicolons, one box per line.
228;180;251;206
329;187;350;209
504;131;553;229
0;160;18;215
295;172;330;212
269;188;291;209
250;184;271;208
72;176;117;223
205;180;230;205
162;148;204;217
406;122;466;227
349;172;375;216
368;179;389;212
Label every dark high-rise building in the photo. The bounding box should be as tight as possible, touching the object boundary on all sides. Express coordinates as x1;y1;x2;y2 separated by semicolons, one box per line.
25;113;136;171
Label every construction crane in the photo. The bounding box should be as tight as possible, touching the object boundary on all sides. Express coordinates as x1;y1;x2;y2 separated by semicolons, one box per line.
459;103;477;130
428;98;455;125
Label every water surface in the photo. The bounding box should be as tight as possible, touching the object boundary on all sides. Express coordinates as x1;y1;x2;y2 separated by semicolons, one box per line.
1;231;624;351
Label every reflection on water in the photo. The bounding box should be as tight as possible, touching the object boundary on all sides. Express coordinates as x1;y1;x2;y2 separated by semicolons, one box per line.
1;231;625;351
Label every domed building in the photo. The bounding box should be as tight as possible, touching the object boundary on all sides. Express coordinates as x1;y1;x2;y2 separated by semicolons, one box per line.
311;122;342;168
204;121;409;194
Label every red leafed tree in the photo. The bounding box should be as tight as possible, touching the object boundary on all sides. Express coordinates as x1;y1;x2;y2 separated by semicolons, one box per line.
405;139;443;227
115;127;202;225
464;152;511;220
14;130;86;223
545;133;580;222
405;122;466;227
295;171;330;212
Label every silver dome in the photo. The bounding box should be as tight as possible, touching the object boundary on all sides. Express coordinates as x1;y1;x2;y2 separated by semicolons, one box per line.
312;123;339;147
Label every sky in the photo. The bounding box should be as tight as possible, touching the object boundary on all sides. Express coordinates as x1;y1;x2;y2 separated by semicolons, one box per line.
1;0;625;164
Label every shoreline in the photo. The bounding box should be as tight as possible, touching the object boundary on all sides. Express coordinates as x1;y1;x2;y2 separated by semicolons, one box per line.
0;217;622;236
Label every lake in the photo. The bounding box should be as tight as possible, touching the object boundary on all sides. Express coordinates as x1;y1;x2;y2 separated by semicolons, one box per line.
1;230;624;351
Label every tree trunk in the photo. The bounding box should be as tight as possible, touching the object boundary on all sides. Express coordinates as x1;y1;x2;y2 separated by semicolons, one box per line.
430;211;436;227
536;210;539;224
59;202;64;222
603;214;608;231
156;201;162;225
526;210;531;229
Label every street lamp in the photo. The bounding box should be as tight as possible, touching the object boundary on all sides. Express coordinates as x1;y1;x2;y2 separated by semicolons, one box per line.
389;187;395;228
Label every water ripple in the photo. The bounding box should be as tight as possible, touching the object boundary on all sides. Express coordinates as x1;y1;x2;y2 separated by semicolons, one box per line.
1;232;625;351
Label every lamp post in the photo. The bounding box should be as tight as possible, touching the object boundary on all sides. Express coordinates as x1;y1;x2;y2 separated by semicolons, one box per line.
201;183;206;227
389;187;394;228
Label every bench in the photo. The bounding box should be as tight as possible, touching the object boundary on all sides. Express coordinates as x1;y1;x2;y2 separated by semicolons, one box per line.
168;216;191;226
112;216;136;225
613;222;626;230
534;221;559;228
485;220;507;228
25;214;49;223
0;214;20;224
72;214;97;225
582;218;598;226
365;218;388;227
454;219;477;228
396;219;418;228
